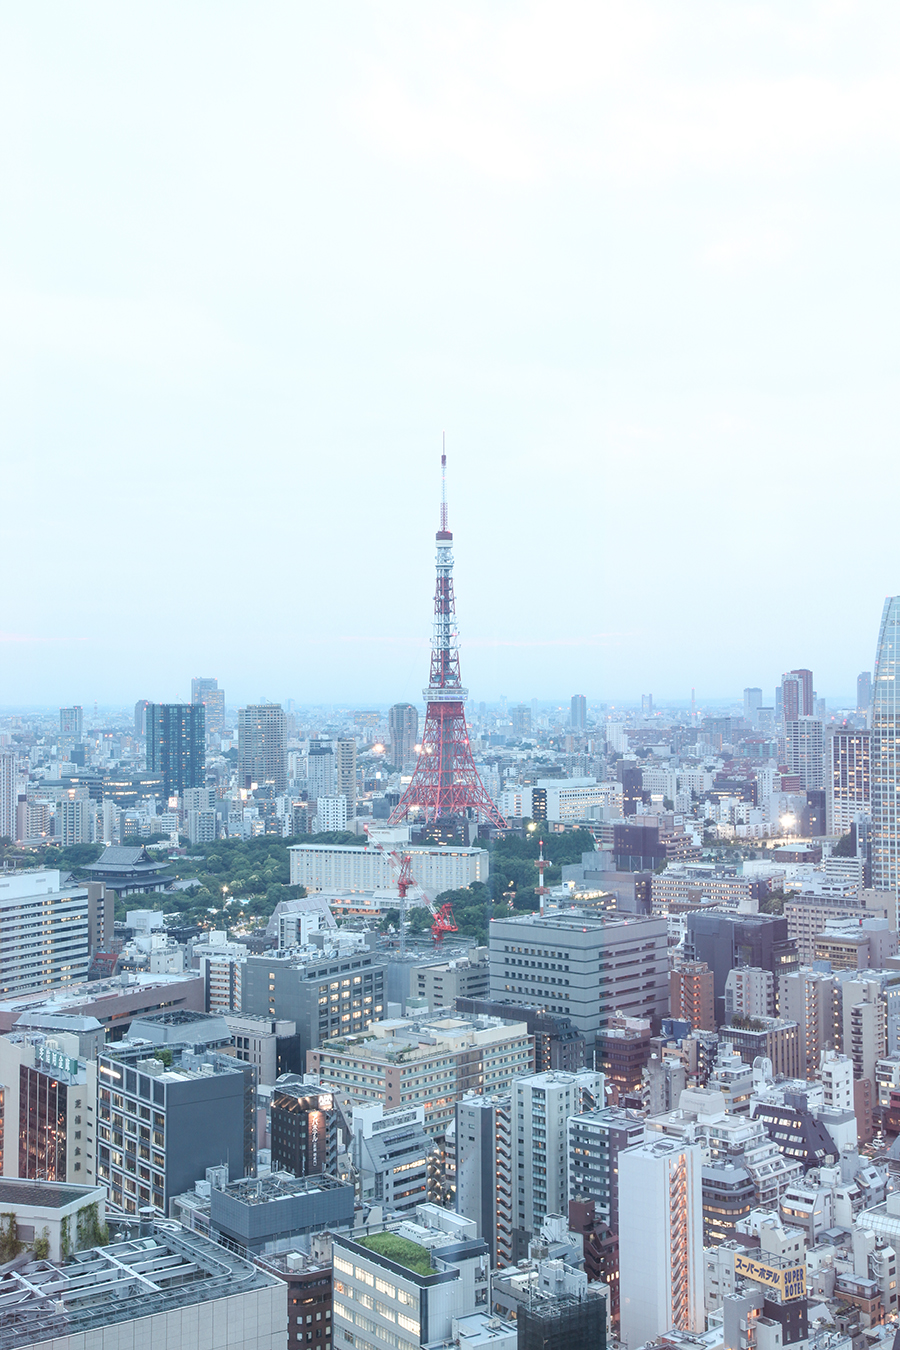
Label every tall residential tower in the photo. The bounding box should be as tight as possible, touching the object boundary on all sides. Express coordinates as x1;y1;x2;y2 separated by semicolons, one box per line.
872;597;900;907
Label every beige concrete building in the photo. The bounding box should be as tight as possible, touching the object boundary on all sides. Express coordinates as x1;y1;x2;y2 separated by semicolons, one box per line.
308;1014;533;1136
778;968;841;1079
785;889;896;963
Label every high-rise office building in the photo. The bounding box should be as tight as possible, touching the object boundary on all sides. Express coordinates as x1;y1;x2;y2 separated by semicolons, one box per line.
743;687;763;726
511;704;532;737
570;694;587;731
191;676;217;704
0;1035;97;1184
96;1041;248;1214
618;1138;705;1346
145;703;205;798
238;704;286;794
334;737;357;818
641;693;653;716
489;911;670;1050
781;669;814;722
133;699;150;738
685;912;798;1025
0;749;15;842
826;727;871;835
388;703;419;769
306;739;335;801
858;670;873;718
59;706;83;739
784;716;825;790
192;677;225;735
872;597;900;903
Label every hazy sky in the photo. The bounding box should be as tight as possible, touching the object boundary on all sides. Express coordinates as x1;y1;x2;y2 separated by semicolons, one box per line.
2;3;899;709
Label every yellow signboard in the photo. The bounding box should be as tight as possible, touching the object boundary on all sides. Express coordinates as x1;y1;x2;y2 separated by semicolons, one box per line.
734;1253;806;1301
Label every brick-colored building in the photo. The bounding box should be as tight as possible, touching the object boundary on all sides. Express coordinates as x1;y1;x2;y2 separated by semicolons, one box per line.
669;960;715;1031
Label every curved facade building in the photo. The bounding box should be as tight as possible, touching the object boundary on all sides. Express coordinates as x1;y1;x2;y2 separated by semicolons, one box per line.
871;596;900;905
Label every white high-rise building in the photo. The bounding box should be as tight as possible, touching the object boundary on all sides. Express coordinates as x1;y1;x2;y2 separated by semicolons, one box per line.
619;1137;705;1349
187;808;217;844
819;1050;853;1113
0;870;90;995
306;740;335;800
315;796;348;832
511;1069;603;1242
55;795;96;847
784;716;825;790
873;597;900;909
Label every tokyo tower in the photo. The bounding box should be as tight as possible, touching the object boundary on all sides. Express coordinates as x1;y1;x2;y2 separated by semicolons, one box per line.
389;452;508;831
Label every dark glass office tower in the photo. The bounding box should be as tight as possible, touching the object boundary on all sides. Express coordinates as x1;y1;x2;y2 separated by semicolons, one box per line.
145;703;205;797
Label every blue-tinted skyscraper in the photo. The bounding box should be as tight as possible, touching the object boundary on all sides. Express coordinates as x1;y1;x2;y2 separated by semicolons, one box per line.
146;703;205;798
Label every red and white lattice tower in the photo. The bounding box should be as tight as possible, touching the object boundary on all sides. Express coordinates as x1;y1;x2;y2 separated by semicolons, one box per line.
389;451;508;830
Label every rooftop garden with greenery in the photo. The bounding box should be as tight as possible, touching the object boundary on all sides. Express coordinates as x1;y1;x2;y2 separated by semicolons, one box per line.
356;1233;435;1276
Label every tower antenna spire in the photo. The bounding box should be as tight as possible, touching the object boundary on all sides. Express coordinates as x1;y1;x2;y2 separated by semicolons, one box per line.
440;434;448;533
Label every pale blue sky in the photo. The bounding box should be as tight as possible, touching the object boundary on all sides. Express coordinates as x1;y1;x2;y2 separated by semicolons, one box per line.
1;2;898;708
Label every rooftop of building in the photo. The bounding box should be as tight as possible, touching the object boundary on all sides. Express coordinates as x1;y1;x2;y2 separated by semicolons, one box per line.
488;909;661;933
0;1179;101;1210
214;1171;349;1206
0;1223;282;1350
316;1014;530;1061
0;970;202;1017
13;1011;103;1033
100;1042;248;1083
355;1232;435;1275
128;1008;232;1041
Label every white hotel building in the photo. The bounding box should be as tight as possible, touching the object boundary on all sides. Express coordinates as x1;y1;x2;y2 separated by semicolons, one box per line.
289;838;489;894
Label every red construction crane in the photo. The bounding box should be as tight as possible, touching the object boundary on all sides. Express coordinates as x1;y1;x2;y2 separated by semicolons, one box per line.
366;832;458;946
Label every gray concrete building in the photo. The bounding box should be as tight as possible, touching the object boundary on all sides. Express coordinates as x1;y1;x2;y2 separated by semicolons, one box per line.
411;948;489;1011
241;949;386;1059
566;1105;645;1230
488;909;670;1048
351;1102;430;1214
454;1092;512;1266
96;1040;250;1215
171;1169;354;1254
